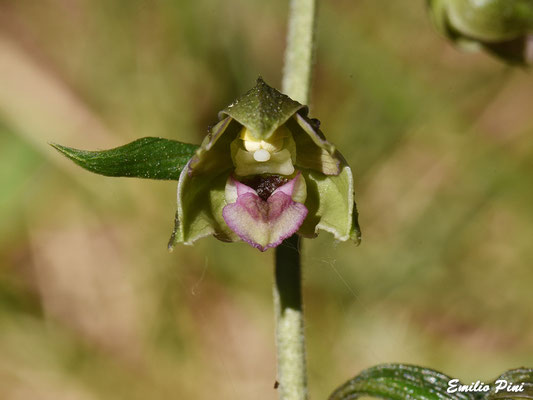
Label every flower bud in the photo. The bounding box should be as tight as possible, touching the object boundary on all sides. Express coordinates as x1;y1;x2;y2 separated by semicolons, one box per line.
427;0;533;64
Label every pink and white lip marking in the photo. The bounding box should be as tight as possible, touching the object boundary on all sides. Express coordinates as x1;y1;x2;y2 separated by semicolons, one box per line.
222;175;307;251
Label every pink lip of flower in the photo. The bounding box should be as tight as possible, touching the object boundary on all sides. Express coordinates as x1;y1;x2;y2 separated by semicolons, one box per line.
222;174;308;252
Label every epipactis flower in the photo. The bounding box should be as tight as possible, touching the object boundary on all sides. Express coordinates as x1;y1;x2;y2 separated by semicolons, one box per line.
169;78;360;251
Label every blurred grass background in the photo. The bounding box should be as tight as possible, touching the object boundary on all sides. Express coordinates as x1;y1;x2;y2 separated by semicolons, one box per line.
1;0;533;399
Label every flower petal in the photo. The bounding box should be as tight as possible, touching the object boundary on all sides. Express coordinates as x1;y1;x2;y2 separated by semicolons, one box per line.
285;113;341;175
222;179;308;251
188;117;242;176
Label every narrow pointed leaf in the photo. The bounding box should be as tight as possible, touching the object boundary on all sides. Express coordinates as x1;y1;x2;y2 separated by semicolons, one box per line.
329;364;476;400
488;368;533;400
51;138;199;180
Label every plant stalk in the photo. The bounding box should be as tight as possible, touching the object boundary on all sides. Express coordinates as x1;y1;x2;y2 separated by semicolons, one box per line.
274;1;316;398
274;235;307;400
282;0;317;105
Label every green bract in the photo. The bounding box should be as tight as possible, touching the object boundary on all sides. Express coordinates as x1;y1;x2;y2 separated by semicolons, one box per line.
52;78;361;252
427;0;533;64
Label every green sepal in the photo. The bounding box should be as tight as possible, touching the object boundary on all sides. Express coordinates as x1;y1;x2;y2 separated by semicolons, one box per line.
168;163;237;250
51;138;199;180
300;161;361;245
219;77;306;140
188;117;241;176
329;364;475;400
488;368;533;400
288;113;341;176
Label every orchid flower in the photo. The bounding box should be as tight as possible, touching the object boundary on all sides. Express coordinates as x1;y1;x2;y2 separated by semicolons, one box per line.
170;78;360;251
52;78;360;252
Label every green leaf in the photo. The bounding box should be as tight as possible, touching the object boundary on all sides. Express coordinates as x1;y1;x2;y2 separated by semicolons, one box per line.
51;138;199;181
488;368;533;400
329;364;476;400
219;77;306;140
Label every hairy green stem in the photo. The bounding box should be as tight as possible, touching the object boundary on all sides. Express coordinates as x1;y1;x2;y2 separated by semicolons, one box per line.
274;1;317;398
274;235;307;400
282;0;317;104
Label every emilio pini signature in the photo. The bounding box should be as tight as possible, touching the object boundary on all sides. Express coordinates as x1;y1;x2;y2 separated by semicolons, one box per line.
447;379;526;394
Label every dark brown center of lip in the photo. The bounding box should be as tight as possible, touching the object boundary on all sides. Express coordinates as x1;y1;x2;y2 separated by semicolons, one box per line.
242;175;288;201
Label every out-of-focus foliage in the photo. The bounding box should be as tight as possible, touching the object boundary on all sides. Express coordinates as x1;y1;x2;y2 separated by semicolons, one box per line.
0;1;532;399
